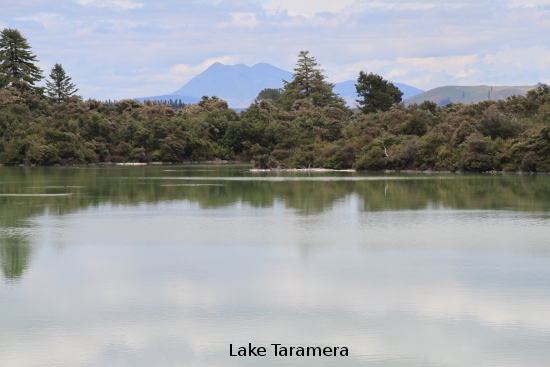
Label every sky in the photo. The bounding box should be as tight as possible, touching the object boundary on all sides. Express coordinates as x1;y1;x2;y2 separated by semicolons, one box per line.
1;0;550;100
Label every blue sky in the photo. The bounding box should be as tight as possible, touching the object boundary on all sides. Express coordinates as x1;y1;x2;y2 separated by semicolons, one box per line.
1;0;549;100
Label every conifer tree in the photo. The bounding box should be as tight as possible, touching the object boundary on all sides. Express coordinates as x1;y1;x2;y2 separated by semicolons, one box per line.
279;51;346;110
0;28;43;89
46;63;78;103
355;71;403;114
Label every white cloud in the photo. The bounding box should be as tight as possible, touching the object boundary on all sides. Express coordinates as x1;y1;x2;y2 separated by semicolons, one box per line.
346;0;482;12
508;0;550;7
353;0;437;11
75;0;145;9
323;60;393;84
168;56;238;83
263;0;356;17
110;0;144;9
102;56;240;97
223;12;259;27
5;0;550;99
396;55;480;79
15;13;64;29
310;49;484;88
325;46;550;91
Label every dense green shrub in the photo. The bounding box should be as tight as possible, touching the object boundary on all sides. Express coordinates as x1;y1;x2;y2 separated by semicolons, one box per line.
1;82;550;172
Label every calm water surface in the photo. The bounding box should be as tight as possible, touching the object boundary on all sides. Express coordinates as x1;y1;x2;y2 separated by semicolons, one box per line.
1;165;550;367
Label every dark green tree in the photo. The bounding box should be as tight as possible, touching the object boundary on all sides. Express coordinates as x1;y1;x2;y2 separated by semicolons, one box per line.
256;88;282;102
526;83;550;103
0;28;43;89
279;51;346;110
355;71;403;114
46;63;78;103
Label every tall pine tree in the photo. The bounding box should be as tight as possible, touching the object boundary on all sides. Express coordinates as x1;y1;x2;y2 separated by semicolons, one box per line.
46;63;78;103
279;51;346;110
0;28;43;89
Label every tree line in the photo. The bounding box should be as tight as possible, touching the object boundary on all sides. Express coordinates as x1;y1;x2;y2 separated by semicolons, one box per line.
0;29;78;102
1;29;550;172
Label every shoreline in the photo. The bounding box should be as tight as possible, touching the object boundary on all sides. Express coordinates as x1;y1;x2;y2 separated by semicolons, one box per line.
0;162;548;174
250;168;356;172
0;160;244;167
250;168;549;175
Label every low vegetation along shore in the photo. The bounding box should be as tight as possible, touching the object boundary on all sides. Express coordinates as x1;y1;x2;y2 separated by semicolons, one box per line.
2;82;550;173
2;88;549;173
1;29;550;172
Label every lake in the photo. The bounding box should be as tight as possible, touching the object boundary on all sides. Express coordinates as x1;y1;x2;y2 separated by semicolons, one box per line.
1;165;550;367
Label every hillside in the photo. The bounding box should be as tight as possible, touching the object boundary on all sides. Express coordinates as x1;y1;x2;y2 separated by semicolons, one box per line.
138;62;423;108
404;85;535;106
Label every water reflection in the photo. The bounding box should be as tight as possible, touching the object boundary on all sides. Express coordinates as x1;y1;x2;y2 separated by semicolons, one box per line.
2;243;550;366
1;165;550;366
0;235;31;281
1;165;550;280
0;166;549;218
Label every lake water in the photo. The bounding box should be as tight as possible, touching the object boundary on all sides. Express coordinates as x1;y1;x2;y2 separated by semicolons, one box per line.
1;165;550;367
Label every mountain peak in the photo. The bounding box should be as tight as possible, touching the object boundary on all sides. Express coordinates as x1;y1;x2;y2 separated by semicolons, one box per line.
171;62;292;107
206;61;224;69
139;62;423;108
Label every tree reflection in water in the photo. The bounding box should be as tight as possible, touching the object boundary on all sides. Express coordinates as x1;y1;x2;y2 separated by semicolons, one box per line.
1;165;550;281
1;236;31;281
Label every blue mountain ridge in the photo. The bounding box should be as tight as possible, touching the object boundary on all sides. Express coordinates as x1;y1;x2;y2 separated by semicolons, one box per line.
137;62;424;108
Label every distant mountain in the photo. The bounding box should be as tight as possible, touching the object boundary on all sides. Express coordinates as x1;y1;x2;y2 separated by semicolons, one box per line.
137;62;424;108
404;85;535;106
172;62;292;108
